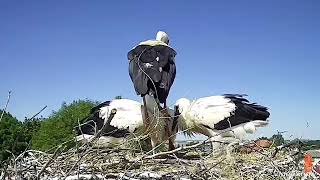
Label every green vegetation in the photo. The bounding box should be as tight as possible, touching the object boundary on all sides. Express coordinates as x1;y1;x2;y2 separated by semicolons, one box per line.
1;97;320;166
0;111;27;164
31;100;97;151
114;95;122;99
270;133;285;147
301;140;320;151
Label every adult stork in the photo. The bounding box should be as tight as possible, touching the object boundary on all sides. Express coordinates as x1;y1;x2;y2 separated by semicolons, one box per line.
127;31;177;150
174;94;270;150
76;99;178;151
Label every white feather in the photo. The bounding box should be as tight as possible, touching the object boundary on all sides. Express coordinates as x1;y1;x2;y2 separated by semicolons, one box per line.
175;96;269;146
177;96;236;130
99;99;143;132
96;98;169;146
76;134;125;148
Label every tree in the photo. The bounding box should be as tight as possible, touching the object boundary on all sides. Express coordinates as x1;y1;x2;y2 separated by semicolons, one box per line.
0;111;27;164
258;136;269;140
270;133;285;146
31;100;97;151
22;117;43;145
114;95;122;99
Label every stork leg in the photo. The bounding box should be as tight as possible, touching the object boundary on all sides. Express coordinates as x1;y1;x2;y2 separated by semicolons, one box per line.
163;101;175;151
142;97;151;131
143;96;156;154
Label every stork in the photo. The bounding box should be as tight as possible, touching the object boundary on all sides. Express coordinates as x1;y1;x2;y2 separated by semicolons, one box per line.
174;94;270;151
127;31;177;150
75;99;178;151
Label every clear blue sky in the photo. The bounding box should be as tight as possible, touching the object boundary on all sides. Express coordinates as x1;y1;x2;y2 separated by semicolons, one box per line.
0;1;319;139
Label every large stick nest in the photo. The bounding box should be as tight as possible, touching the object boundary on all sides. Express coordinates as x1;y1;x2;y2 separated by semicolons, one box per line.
1;137;319;180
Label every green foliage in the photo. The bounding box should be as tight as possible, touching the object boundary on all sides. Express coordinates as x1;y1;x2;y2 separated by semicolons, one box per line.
258;136;269;140
31;100;97;151
270;134;285;146
114;95;122;99
0;111;27;164
301;140;320;151
22;117;42;144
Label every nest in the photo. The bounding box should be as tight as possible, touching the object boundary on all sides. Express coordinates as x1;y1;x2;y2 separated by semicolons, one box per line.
1;136;319;180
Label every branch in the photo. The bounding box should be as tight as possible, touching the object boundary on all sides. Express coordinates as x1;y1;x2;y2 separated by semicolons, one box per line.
62;109;118;179
28;105;47;120
37;145;62;179
82;108;117;145
144;138;225;159
0;91;12;122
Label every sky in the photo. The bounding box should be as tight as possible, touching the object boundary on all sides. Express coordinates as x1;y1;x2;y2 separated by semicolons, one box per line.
0;1;319;140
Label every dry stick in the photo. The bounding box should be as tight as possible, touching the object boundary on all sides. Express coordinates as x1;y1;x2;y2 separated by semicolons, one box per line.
37;145;62;180
0;91;12;122
271;139;303;158
144;138;225;159
4;150;16;179
84;109;117;146
74;131;80;180
255;150;286;179
28;105;47;120
0;165;8;180
170;153;198;180
199;158;226;176
122;127;232;176
62;109;117;179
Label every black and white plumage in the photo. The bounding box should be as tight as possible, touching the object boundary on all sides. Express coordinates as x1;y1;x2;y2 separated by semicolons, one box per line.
76;99;176;149
174;94;270;148
75;99;142;146
127;31;177;105
127;31;177;150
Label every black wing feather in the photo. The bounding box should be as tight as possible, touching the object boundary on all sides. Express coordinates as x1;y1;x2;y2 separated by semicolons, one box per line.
76;102;131;138
214;95;270;130
127;44;176;103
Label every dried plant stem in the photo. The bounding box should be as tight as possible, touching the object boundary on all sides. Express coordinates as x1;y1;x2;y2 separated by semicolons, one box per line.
0;91;12;122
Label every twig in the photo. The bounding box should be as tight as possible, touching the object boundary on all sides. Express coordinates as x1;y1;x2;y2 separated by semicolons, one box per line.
28;105;47;120
144;138;225;159
84;109;117;145
199;157;226;176
37;145;62;179
5;150;16;179
0;91;12;122
62;109;117;179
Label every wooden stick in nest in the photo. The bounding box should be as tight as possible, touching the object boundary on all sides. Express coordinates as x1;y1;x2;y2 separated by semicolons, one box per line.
62;109;117;179
144;138;226;159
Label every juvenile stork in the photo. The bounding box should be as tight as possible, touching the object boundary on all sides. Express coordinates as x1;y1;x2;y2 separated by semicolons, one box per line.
127;31;177;150
174;94;270;150
76;99;178;151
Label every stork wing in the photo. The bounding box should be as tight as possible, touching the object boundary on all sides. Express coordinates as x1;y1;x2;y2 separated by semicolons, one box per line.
157;58;176;103
99;99;143;133
128;42;177;102
187;96;236;130
129;60;149;95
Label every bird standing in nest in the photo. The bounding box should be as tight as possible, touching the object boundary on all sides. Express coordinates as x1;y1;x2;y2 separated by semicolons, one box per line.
127;31;177;151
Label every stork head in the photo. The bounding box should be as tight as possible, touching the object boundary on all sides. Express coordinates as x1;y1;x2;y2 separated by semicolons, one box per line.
156;31;169;45
175;98;191;116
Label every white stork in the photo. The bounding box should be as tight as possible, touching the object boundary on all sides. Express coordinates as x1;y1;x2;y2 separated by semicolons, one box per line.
75;99;178;151
127;31;177;150
174;94;270;150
